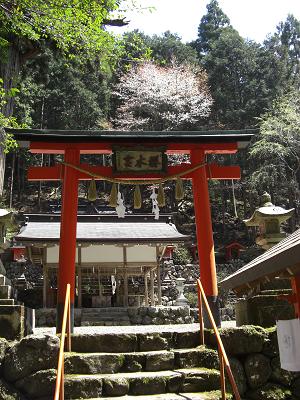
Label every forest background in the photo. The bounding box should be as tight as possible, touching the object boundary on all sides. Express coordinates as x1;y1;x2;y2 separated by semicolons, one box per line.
0;0;299;250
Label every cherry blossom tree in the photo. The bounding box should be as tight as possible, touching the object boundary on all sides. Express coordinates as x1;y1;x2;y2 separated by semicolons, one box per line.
113;62;213;131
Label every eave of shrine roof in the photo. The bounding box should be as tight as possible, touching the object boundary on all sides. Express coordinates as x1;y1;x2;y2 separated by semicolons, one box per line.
220;228;300;294
15;221;189;243
6;128;256;146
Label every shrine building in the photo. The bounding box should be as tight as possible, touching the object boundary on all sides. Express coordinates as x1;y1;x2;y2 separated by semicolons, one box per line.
14;213;188;309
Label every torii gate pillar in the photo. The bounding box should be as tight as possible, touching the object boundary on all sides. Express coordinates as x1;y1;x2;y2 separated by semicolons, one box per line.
56;148;80;332
191;150;220;326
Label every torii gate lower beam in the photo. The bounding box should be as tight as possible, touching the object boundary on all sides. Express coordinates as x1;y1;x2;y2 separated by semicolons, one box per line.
29;158;239;332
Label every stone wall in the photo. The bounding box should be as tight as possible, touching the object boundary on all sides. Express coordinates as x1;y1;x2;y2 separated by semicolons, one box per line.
206;325;300;399
0;326;299;399
35;306;194;327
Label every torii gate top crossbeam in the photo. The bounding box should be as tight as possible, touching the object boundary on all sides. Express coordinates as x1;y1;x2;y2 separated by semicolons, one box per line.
7;128;255;154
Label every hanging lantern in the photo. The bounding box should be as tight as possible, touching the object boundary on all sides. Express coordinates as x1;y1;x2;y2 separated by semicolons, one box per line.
157;183;165;207
134;185;142;209
109;183;118;207
87;179;97;202
175;177;184;200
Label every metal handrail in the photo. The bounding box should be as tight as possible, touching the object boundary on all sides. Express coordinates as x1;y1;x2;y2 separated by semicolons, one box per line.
54;284;72;400
196;278;241;400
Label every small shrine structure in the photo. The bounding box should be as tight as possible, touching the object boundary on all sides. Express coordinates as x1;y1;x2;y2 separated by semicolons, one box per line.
8;128;254;331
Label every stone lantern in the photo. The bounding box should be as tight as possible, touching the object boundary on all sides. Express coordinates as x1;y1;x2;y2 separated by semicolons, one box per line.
175;277;189;306
244;192;294;250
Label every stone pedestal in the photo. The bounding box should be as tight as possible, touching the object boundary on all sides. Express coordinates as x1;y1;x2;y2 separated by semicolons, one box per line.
235;293;294;327
0;305;34;340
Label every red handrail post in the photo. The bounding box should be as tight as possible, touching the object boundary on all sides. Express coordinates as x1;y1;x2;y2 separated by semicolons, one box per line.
197;279;241;400
197;282;205;345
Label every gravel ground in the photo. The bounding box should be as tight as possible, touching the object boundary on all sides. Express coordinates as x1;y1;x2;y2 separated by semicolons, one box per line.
34;321;236;335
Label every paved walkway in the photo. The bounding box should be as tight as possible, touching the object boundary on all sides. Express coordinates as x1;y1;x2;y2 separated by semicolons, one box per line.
34;321;236;335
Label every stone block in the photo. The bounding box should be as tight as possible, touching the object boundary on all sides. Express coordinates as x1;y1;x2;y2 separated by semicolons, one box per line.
207;326;266;356
130;376;166;395
123;353;145;372
72;333;138;353
103;377;129;396
14;369;56;398
180;368;220;392
0;285;11;299
174;331;200;349
0;305;24;341
65;353;124;374
244;353;272;389
145;351;175;371
236;296;294;328
138;333;170;351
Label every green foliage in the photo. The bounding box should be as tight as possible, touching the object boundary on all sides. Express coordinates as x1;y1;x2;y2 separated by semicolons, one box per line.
249;90;300;197
0;78;19;152
0;0;122;62
172;245;192;265
14;48;112;129
195;0;231;55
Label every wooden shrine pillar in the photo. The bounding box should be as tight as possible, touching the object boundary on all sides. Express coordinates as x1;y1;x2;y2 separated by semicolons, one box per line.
56;148;80;333
150;269;155;305
144;268;149;306
191;149;220;327
156;247;162;305
291;276;300;318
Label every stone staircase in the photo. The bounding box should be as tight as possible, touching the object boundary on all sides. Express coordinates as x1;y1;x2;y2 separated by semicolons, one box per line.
81;307;131;326
19;330;231;399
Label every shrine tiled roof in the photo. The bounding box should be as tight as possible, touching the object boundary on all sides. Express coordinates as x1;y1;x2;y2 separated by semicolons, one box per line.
15;220;189;244
220;228;300;294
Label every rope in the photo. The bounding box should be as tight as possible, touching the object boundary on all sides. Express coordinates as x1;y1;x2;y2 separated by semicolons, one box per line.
59;160;207;185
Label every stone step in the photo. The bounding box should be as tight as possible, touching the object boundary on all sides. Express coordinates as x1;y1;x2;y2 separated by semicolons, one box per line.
0;298;15;305
0;285;12;299
87;392;229;400
71;330;201;353
0;275;11;286
82;307;130;313
19;368;221;399
81;321;131;327
64;347;219;375
81;315;130;322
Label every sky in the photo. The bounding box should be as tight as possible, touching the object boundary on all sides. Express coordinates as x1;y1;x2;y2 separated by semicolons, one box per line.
110;0;300;43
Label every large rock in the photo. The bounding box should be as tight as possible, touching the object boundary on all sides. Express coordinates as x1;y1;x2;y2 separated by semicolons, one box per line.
244;353;272;389
0;378;27;400
247;382;292;400
207;326;266;356
229;357;247;396
263;327;279;357
14;369;56;398
271;356;299;386
3;334;59;382
0;338;9;371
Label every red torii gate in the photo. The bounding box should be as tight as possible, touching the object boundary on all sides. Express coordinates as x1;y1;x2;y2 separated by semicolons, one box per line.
10;129;254;332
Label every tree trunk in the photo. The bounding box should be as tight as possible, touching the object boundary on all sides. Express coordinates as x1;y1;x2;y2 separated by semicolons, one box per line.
0;37;21;197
